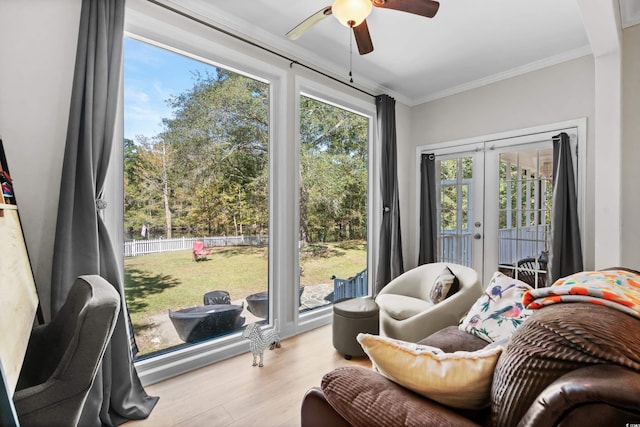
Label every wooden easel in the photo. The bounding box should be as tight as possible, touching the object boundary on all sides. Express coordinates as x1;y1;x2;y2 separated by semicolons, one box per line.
0;140;40;427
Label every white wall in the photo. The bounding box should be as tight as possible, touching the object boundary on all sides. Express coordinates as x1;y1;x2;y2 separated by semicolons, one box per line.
0;0;81;320
394;101;412;271
621;23;640;269
402;56;596;270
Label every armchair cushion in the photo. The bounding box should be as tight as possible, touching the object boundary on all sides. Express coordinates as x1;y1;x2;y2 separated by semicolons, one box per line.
357;333;503;409
374;294;433;320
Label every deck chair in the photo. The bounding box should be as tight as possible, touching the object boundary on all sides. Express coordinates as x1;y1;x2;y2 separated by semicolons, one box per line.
203;290;231;305
515;257;548;288
193;241;212;261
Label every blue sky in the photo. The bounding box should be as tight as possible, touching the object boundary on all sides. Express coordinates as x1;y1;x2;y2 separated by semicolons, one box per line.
123;38;214;141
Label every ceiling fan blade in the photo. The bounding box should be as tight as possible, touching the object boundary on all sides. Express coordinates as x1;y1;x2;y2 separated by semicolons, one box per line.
372;0;439;18
353;19;374;55
286;6;332;40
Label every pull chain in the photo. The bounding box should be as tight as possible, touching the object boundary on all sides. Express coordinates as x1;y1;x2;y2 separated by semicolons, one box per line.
349;28;354;83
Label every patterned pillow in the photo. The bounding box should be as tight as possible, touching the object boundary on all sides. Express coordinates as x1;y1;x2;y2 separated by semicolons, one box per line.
429;266;459;304
357;333;503;409
459;272;533;343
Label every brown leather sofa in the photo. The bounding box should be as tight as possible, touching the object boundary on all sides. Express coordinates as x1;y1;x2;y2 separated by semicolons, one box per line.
301;302;640;427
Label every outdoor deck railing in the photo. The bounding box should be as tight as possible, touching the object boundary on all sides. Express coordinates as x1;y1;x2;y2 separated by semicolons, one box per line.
438;225;550;266
333;269;368;301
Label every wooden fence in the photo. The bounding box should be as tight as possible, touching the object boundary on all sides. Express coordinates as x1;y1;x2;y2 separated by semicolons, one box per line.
124;235;268;257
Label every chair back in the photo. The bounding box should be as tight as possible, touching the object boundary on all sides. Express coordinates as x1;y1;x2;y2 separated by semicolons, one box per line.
515;257;548;287
14;275;120;426
193;241;205;252
204;290;231;305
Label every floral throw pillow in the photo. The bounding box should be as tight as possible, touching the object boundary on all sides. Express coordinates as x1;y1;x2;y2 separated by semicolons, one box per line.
459;272;533;343
429;266;460;304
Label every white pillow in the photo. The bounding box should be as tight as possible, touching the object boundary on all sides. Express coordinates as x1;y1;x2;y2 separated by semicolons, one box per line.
459;271;533;343
429;266;459;303
357;333;502;410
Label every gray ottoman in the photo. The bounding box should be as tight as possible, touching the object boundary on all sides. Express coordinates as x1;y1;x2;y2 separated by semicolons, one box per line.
332;297;379;359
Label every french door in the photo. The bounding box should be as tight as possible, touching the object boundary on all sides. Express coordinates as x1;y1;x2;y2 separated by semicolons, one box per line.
429;128;578;287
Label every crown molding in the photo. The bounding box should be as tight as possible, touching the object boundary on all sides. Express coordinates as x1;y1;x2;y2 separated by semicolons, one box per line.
410;45;593;106
620;0;640;28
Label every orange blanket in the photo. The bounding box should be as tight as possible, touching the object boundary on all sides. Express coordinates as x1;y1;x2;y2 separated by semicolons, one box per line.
522;269;640;319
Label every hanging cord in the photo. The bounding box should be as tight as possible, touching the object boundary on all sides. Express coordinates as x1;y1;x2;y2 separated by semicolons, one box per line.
349;28;354;83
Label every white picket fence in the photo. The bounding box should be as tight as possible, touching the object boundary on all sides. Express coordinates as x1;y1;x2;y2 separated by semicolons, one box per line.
124;235;268;257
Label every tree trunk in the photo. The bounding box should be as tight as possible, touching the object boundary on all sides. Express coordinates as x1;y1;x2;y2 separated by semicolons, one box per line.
162;141;172;239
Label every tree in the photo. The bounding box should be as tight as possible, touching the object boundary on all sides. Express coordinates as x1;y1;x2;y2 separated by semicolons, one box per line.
125;69;270;238
124;68;369;244
299;96;368;244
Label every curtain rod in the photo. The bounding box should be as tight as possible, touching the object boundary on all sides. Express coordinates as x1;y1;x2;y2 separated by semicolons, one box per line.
145;0;376;99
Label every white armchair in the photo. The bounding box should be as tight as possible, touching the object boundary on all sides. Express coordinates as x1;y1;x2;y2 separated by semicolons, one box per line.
375;262;482;342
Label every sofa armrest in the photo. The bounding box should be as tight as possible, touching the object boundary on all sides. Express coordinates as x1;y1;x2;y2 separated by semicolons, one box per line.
519;365;640;427
320;366;484;427
301;387;351;427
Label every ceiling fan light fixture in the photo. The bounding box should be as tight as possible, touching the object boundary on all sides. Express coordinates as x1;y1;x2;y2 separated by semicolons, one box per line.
332;0;372;27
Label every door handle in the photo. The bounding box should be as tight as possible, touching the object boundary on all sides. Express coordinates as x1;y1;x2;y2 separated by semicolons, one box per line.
473;233;482;240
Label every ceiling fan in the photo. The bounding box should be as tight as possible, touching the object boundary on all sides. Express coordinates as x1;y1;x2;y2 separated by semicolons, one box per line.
286;0;440;55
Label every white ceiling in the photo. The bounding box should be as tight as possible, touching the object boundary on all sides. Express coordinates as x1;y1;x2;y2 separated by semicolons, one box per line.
165;0;635;106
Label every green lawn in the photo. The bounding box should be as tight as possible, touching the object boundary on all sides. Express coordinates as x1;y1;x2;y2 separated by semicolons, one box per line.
124;240;366;332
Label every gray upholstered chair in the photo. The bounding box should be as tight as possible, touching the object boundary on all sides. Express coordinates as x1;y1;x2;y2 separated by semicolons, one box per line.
375;262;482;342
13;275;120;427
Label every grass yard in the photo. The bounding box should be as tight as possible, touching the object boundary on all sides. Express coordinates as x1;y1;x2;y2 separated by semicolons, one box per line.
124;240;366;355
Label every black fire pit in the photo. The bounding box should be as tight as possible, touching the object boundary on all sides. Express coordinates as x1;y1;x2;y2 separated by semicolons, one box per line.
169;303;244;343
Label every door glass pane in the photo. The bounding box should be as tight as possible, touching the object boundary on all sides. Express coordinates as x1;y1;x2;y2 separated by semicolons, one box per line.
298;95;368;309
497;147;552;288
123;38;270;358
437;157;473;266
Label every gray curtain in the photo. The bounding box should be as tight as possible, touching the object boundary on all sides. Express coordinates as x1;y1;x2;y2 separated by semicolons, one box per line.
418;153;437;265
374;95;404;295
548;132;583;283
50;0;158;425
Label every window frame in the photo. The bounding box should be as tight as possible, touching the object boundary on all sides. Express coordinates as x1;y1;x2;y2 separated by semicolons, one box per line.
294;77;378;331
108;1;379;385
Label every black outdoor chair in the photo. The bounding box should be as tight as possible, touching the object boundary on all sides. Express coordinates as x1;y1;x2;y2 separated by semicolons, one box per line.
203;290;231;305
515;257;548;288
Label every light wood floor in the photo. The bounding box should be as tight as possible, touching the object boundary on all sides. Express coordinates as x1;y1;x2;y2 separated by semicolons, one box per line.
126;324;370;427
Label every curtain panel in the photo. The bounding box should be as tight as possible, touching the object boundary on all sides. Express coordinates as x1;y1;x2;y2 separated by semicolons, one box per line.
418;153;437;265
549;132;583;283
374;94;404;296
50;0;158;425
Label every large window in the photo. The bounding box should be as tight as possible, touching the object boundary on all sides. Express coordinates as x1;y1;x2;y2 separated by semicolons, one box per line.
122;36;376;372
123;38;270;357
298;94;369;311
121;5;377;383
